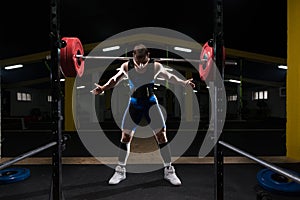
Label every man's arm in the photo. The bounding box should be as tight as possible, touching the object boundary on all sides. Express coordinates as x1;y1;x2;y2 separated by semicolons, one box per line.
154;62;195;88
91;62;128;95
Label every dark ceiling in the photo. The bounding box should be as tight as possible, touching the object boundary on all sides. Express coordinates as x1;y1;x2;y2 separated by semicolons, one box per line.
1;0;287;59
0;0;287;88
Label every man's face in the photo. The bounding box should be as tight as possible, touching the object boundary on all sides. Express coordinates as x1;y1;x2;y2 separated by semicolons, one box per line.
133;53;149;66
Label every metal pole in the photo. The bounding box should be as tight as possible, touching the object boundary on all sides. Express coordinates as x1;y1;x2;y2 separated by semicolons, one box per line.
212;82;224;200
219;140;300;184
213;0;224;200
237;59;243;120
0;142;57;170
76;55;206;63
214;0;225;79
49;0;64;199
0;68;1;159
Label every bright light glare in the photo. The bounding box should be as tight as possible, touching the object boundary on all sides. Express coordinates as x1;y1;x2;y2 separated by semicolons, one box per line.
102;46;120;52
228;79;241;84
278;65;287;70
174;46;192;53
5;64;23;70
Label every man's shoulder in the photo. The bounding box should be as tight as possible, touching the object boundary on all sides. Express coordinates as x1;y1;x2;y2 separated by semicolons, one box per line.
153;61;163;69
121;61;130;71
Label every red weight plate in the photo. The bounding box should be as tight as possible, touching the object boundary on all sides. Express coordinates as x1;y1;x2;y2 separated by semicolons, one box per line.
199;41;214;81
60;37;85;77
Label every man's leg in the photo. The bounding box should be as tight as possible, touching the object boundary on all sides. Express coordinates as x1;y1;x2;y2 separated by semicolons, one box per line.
154;128;182;186
109;130;133;185
154;128;171;167
118;131;133;166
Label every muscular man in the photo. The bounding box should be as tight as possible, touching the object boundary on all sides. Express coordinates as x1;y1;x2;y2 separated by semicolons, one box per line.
91;44;195;185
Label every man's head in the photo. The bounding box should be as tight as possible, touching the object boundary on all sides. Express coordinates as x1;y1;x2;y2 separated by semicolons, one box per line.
133;44;150;65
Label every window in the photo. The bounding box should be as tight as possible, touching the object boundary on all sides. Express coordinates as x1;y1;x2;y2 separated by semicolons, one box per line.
48;95;52;102
26;93;31;101
228;94;237;101
17;92;32;101
252;90;268;100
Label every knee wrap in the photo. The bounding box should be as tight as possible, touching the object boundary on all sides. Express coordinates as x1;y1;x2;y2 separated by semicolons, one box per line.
155;128;167;144
121;132;132;143
158;141;171;164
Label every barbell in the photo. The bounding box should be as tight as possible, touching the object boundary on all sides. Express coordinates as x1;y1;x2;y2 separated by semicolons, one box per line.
59;37;225;81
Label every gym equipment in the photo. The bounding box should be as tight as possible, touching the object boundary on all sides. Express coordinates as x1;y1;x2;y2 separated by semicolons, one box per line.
60;37;85;77
59;37;225;81
0;167;30;184
257;168;300;195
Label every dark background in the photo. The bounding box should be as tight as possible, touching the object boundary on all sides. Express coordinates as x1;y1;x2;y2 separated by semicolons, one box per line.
0;1;290;164
1;0;287;59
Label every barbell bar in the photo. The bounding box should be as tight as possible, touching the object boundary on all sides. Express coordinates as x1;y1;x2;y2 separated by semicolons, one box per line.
75;55;207;63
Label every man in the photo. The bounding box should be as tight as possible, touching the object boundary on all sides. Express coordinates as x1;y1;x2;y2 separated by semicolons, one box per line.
91;44;195;186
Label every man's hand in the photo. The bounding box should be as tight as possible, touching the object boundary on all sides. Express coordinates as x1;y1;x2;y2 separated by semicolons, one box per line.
90;83;104;95
185;78;195;88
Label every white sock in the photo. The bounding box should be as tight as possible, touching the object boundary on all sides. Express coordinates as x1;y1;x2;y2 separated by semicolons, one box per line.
118;162;126;168
164;162;171;168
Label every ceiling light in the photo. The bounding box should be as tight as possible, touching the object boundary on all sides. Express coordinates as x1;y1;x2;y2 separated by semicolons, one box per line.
225;60;238;66
102;46;120;52
76;86;86;89
174;46;192;53
5;64;23;70
228;79;241;84
278;65;287;70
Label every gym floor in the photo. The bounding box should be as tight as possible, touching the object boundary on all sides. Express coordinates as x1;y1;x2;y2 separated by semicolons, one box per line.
1;119;299;199
0;162;300;200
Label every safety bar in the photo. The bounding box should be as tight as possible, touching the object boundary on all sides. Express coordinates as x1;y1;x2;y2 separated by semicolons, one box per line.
219;140;300;184
0;141;57;170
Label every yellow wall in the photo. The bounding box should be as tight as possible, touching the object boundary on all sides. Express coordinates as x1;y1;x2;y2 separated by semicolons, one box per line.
287;0;300;160
64;77;76;131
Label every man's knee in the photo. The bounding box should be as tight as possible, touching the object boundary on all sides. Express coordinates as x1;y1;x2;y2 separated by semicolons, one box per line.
121;130;133;143
154;128;167;144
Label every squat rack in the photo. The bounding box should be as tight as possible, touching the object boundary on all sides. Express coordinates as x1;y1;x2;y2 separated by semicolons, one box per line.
0;1;66;199
212;1;300;200
1;1;300;200
49;0;65;199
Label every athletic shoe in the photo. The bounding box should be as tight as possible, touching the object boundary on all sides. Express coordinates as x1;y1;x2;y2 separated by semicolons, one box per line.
108;165;126;185
164;165;182;186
